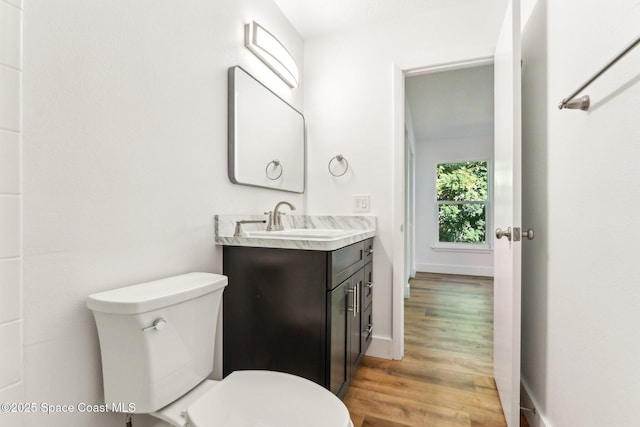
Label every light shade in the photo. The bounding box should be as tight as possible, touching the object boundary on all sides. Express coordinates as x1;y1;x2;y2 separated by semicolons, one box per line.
245;21;299;88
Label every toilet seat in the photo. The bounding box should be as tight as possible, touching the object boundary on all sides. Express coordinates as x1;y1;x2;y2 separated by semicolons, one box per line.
186;370;353;427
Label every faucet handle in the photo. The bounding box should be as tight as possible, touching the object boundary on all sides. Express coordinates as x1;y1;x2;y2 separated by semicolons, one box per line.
234;219;267;237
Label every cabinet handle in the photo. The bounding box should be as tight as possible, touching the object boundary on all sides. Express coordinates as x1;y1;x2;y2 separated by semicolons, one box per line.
347;283;360;317
365;281;373;289
364;324;373;335
367;248;373;255
347;287;356;316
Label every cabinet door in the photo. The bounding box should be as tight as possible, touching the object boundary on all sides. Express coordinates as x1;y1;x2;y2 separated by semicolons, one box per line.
222;246;327;384
329;280;348;396
348;268;365;382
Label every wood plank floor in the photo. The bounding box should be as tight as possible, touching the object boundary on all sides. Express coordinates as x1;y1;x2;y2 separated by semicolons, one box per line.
343;272;516;427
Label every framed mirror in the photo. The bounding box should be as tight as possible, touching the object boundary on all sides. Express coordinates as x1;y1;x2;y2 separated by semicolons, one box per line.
228;66;305;193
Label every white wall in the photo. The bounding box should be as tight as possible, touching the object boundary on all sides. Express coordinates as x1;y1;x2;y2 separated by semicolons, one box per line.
0;0;23;425
303;4;505;357
21;1;303;426
414;135;494;276
521;1;640;426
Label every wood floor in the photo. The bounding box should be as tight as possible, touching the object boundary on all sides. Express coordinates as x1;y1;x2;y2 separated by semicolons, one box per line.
343;272;513;427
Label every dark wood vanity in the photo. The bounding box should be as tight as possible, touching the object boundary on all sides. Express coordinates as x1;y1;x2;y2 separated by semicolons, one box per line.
222;238;373;398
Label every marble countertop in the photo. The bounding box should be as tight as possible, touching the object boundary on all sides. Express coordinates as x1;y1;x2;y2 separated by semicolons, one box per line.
215;215;376;251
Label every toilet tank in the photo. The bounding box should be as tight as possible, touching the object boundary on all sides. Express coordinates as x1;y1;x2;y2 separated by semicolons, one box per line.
87;272;228;414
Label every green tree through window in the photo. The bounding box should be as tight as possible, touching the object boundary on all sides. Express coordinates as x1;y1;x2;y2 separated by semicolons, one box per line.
436;161;488;244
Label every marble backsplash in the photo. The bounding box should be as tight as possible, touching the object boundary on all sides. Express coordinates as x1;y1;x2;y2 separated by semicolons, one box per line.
216;214;375;237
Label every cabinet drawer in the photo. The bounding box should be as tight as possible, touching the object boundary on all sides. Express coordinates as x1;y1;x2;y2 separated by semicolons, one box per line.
329;241;365;289
363;262;373;310
363;239;374;264
362;303;373;354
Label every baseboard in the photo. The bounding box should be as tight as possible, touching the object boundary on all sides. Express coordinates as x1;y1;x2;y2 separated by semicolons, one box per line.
415;263;493;277
521;379;552;427
365;336;394;359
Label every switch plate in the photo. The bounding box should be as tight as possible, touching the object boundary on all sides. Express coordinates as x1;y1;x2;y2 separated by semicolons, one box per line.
352;194;370;213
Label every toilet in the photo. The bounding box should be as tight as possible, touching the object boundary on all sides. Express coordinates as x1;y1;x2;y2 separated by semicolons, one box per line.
87;272;353;427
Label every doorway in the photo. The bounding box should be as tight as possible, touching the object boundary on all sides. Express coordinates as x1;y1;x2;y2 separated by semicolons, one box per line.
378;60;504;426
391;56;495;360
405;63;494;279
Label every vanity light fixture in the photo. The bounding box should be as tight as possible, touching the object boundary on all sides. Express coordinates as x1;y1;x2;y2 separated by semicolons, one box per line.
245;21;299;88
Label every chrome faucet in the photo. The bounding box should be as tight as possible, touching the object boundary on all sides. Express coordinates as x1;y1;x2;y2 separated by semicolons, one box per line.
265;201;296;231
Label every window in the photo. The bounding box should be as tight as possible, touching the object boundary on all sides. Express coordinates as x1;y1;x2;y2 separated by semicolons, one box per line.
436;161;488;245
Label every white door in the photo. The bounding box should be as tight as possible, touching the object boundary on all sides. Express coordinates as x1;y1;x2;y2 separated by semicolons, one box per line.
493;1;522;426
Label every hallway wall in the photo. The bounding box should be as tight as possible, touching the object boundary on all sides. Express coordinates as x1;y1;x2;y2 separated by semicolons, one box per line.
414;134;494;276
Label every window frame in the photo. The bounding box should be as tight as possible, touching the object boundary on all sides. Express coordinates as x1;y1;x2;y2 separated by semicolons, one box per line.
433;158;493;252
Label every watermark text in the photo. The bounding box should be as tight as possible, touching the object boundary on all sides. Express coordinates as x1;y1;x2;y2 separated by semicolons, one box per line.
1;402;136;414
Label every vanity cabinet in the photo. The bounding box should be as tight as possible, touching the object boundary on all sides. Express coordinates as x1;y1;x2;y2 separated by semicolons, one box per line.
222;238;373;398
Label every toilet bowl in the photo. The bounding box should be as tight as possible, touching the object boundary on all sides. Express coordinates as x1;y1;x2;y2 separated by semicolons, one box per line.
86;272;353;427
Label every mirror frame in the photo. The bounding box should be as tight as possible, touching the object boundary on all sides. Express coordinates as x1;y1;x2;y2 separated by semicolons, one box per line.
227;66;306;193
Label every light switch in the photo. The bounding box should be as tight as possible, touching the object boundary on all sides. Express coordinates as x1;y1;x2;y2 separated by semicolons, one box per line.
352;194;370;213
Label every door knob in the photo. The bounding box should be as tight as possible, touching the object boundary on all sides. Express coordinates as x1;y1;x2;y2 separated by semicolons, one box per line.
496;227;534;241
495;227;512;241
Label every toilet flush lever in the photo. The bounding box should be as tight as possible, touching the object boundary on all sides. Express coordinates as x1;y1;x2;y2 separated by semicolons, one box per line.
142;318;167;332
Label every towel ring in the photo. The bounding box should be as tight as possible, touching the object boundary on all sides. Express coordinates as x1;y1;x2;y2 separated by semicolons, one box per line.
265;160;283;180
328;155;349;177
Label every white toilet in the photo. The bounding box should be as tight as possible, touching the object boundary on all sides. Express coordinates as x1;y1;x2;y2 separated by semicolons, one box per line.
87;272;354;427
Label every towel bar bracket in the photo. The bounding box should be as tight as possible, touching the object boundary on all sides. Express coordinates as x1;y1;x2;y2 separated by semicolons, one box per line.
559;34;640;111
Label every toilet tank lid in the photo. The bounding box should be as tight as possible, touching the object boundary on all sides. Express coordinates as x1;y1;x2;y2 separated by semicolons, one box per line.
86;272;228;315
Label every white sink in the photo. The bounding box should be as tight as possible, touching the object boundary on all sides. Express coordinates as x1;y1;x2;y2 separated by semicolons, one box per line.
245;229;358;240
